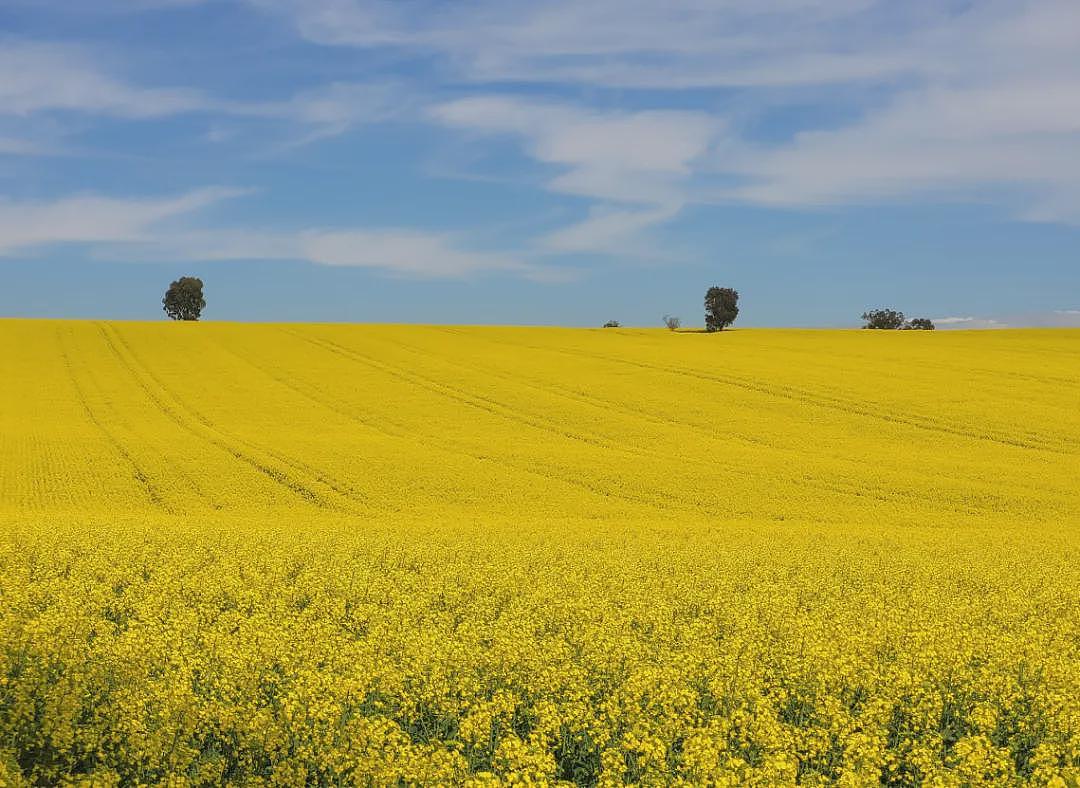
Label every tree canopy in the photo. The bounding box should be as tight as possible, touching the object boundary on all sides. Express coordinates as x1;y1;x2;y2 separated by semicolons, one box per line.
861;308;906;329
862;309;935;330
904;318;936;331
163;277;206;321
705;287;739;332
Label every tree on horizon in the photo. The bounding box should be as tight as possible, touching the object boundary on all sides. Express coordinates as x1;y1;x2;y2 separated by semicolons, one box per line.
705;287;739;332
163;277;206;321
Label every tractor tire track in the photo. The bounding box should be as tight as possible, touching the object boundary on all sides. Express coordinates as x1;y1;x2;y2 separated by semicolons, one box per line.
355;333;1015;513
56;326;172;513
310;331;995;517
273;328;691;514
95;323;355;513
439;329;1079;456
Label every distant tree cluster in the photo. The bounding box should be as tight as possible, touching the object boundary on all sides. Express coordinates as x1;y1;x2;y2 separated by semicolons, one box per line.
163;277;206;321
861;309;935;330
604;287;740;331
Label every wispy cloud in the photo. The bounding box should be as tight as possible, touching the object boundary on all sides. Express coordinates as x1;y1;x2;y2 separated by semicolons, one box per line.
254;81;418;146
249;0;922;89
6;0;1080;282
539;204;682;258
932;316;1010;330
431;97;719;203
0;40;410;144
252;0;1080;224
707;2;1080;222
933;310;1080;329
0;187;245;255
99;226;570;281
0;185;566;281
0;40;208;118
725;80;1080;216
431;96;721;254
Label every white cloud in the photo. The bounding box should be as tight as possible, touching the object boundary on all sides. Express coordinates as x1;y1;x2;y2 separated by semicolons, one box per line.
932;316;1010;330
249;0;919;89
281;83;402;130
431;96;721;254
298;229;551;279
431;98;719;199
0;180;567;280
255;81;415;144
251;0;1080;224
932;310;1080;329
0;188;245;255
712;1;1080;220
0;40;208;118
540;205;680;256
9;0;1080;271
726;83;1080;211
100;226;566;281
0;40;408;144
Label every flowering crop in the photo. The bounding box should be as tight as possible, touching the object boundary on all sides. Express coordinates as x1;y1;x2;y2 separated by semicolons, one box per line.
1;320;1078;784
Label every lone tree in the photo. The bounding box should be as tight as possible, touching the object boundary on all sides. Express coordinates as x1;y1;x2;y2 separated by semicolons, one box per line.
663;314;681;331
861;308;906;329
704;287;739;332
602;319;621;328
163;276;206;321
905;317;936;330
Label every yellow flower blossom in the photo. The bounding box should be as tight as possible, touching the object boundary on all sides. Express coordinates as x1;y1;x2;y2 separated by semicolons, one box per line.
0;320;1078;784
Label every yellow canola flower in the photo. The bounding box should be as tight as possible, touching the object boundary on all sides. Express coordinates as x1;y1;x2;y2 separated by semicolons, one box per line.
0;320;1078;784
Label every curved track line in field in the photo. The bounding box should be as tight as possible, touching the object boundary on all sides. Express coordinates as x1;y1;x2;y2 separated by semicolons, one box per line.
295;331;625;450
361;331;783;445
375;335;1002;512
103;323;383;513
95;323;359;513
209;338;419;444
441;329;1078;456
307;331;999;517
281;329;999;517
670;336;1080;391
289;328;725;482
275;328;690;514
56;326;172;512
315;332;851;480
200;339;421;515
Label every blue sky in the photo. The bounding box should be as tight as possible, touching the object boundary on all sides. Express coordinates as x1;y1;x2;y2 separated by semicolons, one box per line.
1;0;1078;328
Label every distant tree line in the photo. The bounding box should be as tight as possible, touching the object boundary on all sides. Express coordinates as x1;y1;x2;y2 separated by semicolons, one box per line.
861;309;935;330
163;276;932;333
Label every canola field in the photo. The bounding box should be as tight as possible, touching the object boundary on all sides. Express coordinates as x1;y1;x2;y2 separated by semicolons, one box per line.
1;319;1079;785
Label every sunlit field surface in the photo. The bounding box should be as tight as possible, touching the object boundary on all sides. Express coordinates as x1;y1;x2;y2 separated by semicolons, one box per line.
1;320;1078;785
